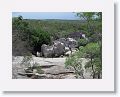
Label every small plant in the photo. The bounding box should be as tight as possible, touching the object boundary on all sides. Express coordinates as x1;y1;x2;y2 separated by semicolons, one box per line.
32;64;44;74
21;55;33;68
21;55;44;76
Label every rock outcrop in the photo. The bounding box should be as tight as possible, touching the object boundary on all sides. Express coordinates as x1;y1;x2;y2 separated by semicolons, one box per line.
12;56;96;79
53;41;65;57
41;44;54;58
41;38;78;58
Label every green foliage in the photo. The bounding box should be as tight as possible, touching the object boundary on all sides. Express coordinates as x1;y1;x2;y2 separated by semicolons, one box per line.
65;42;101;79
85;57;102;78
31;65;44;74
30;28;51;47
21;56;44;74
77;12;96;21
77;38;88;46
65;53;84;78
80;42;101;78
12;16;51;54
26;19;91;40
12;13;102;56
82;42;100;58
13;14;102;42
77;12;102;21
92;58;102;73
12;16;29;31
78;43;100;59
77;12;102;42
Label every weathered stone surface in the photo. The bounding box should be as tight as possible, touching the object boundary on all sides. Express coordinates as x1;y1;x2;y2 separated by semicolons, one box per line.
58;38;78;49
41;38;78;58
43;65;74;75
12;56;95;79
53;41;65;57
65;51;71;56
65;47;70;52
41;44;54;57
67;32;86;40
41;41;65;57
66;38;78;49
36;52;42;57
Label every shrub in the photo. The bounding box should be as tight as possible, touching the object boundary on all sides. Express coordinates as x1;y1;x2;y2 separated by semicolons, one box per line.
30;28;51;53
21;55;44;78
65;52;84;78
21;55;33;69
65;42;102;79
78;38;88;47
12;16;51;55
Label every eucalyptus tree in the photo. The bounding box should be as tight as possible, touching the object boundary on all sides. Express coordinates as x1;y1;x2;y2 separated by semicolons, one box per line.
76;12;102;42
65;42;102;79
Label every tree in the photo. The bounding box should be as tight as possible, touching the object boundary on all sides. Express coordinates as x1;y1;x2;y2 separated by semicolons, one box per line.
12;16;51;56
65;53;84;78
79;42;101;78
30;28;51;54
76;12;102;42
65;42;102;79
77;12;95;34
77;38;88;47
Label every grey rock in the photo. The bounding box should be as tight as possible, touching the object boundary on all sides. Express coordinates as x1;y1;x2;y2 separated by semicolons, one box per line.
41;44;54;57
36;52;42;57
41;41;65;57
58;38;78;49
41;38;78;58
53;41;65;57
66;38;78;49
65;47;70;52
65;51;71;56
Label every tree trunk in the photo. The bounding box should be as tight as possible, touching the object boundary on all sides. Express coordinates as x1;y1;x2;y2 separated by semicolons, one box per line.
91;57;96;79
97;72;101;79
73;66;84;79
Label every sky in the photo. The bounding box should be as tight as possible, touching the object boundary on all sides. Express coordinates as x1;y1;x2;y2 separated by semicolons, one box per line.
12;12;80;20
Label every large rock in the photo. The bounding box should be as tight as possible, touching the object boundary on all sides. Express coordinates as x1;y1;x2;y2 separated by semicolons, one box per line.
41;44;54;58
58;38;78;49
58;38;68;47
67;32;86;40
53;41;65;57
65;51;71;56
66;38;78;49
41;41;65;57
36;52;42;57
64;49;77;56
41;38;78;58
65;47;70;52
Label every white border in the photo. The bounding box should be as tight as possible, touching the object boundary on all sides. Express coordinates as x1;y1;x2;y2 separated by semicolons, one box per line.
0;0;114;91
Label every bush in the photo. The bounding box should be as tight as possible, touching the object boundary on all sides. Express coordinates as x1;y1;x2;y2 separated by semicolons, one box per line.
65;42;102;79
65;52;84;78
21;56;44;76
12;16;51;55
30;28;51;53
78;38;88;47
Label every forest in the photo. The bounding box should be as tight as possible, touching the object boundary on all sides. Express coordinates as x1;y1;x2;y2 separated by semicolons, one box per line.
12;12;102;79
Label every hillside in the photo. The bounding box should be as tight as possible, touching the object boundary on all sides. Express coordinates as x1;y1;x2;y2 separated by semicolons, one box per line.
12;13;102;79
12;18;101;56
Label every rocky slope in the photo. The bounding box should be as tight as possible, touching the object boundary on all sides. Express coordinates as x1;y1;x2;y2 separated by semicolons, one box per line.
12;56;93;79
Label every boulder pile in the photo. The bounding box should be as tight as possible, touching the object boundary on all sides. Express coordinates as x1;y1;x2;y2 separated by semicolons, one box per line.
41;38;78;57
